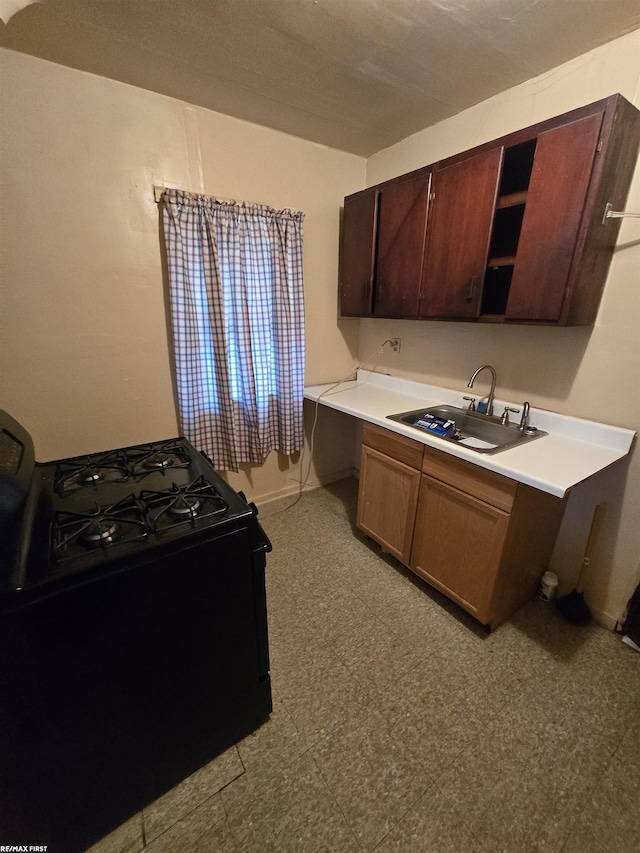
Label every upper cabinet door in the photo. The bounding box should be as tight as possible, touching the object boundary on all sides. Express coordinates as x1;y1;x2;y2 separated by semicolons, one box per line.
419;148;503;319
340;188;378;316
374;172;431;317
504;112;604;322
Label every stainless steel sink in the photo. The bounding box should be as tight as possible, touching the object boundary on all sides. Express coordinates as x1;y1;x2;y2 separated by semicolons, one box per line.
386;405;546;454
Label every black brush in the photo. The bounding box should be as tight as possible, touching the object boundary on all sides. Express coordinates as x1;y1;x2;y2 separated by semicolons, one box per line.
557;504;604;625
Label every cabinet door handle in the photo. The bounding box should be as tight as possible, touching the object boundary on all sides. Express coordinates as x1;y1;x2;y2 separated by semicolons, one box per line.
465;275;477;303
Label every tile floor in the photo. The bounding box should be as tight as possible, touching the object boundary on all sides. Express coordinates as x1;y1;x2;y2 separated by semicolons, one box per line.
90;478;640;853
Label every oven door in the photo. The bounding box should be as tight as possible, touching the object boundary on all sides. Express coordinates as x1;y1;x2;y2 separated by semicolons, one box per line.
0;525;272;852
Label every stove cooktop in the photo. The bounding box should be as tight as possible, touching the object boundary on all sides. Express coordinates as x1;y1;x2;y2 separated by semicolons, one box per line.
3;434;263;601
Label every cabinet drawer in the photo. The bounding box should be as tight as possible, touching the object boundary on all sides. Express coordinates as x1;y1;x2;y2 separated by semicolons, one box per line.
422;447;517;512
363;423;424;470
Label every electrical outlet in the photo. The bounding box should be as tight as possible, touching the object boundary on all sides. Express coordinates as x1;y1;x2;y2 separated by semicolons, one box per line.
390;338;401;353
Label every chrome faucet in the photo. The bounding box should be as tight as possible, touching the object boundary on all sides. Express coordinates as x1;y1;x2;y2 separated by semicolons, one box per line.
467;365;497;416
519;401;530;431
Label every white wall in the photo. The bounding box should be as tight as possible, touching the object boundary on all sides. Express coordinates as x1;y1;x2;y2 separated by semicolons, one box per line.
0;48;364;501
358;31;640;628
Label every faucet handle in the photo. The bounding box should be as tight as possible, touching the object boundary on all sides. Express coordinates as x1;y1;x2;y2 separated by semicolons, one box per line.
463;396;476;411
500;406;520;426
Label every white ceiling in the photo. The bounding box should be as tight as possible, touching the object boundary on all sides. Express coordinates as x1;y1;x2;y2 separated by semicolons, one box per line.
2;0;640;156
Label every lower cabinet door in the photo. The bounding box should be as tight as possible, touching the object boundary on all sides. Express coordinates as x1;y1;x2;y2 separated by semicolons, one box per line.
409;474;509;621
357;445;420;565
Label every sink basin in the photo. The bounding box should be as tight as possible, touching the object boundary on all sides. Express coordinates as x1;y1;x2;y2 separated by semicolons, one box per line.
386;405;547;454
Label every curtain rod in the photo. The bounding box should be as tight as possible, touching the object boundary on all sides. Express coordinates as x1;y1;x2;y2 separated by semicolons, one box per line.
153;184;304;217
153;185;237;204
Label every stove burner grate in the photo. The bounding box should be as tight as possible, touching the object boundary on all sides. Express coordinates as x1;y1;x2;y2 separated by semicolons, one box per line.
54;452;129;495
127;440;192;478
54;440;194;495
141;476;228;533
53;495;147;560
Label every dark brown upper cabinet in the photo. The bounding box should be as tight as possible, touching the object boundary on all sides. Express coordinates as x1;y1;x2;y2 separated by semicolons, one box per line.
419;148;503;319
339;94;640;326
340;188;378;316
340;171;431;318
374;172;431;317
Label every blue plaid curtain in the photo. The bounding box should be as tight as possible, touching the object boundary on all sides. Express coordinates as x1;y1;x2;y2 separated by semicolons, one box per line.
161;189;305;472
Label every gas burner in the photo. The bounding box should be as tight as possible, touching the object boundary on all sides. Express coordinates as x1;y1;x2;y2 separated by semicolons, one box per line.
53;496;146;561
168;496;202;518
79;520;120;547
142;453;183;470
128;441;191;478
55;452;129;495
140;477;228;534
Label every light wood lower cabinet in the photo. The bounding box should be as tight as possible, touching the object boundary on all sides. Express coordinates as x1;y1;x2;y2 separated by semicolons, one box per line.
357;423;567;629
356;433;422;565
410;475;510;622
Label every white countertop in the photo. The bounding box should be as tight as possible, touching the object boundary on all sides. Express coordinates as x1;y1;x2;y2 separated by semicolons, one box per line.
304;371;636;498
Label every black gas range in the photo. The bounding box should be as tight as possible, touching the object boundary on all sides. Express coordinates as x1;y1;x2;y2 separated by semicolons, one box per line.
0;410;272;851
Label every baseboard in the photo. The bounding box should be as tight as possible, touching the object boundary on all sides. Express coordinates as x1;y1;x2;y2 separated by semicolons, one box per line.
309;466;359;488
254;467;357;510
590;606;619;632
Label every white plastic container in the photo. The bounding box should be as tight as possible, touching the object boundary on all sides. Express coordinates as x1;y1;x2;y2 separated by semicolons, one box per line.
538;570;559;601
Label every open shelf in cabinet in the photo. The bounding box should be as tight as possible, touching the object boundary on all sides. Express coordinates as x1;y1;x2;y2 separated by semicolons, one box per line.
498;140;537;196
487;256;517;267
489;203;525;259
481;265;513;316
481;139;537;318
496;190;528;209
